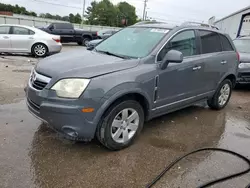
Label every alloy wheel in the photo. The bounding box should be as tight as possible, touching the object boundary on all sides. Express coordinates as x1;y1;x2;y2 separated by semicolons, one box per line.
111;108;140;144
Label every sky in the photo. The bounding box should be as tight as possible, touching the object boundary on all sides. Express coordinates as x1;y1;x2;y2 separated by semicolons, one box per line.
1;0;250;24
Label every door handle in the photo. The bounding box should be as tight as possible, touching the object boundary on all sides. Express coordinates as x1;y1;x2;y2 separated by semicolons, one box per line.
3;36;9;39
29;37;34;39
193;66;201;71
221;60;227;64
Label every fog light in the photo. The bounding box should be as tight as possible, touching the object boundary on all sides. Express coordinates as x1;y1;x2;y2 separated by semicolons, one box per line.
62;127;78;138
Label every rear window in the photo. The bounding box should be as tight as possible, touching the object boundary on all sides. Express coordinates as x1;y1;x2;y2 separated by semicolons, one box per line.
54;23;73;29
12;27;35;35
220;35;234;51
199;30;222;54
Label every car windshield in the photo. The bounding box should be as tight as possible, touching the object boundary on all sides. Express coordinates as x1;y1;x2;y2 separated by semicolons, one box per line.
95;27;170;58
233;39;250;53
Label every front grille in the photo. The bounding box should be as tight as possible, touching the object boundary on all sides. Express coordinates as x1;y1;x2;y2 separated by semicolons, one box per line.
238;72;250;78
32;80;47;90
28;98;40;112
30;70;51;91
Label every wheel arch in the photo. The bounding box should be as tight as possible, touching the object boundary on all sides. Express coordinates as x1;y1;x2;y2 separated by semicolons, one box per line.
94;90;151;130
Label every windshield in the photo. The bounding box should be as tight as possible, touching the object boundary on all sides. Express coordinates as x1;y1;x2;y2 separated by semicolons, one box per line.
233;39;250;53
95;27;170;58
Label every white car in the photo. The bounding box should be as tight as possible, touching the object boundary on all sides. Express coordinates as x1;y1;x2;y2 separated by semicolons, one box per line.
0;24;62;57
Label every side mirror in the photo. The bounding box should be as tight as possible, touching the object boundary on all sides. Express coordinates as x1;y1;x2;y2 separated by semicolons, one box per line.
160;50;183;70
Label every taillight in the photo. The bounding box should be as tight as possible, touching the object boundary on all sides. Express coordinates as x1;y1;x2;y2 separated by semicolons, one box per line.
236;51;240;62
53;38;61;43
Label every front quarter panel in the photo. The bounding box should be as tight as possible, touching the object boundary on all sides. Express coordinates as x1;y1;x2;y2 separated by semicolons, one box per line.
83;57;157;124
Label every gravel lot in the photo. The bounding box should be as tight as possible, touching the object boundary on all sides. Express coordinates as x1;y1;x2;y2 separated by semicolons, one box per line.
0;44;250;188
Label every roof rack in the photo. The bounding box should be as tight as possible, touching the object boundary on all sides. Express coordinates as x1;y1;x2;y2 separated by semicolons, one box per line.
181;21;219;30
134;21;166;25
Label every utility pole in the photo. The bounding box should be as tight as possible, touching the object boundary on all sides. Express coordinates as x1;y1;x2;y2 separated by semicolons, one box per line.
81;0;86;27
142;0;148;21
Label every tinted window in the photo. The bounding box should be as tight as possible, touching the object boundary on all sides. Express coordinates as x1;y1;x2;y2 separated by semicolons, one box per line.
54;23;73;29
0;26;10;34
220;35;234;51
158;30;197;61
199;30;222;54
12;27;34;35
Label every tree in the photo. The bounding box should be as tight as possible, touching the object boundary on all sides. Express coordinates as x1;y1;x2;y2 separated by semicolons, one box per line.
74;13;82;24
69;13;75;23
85;0;137;27
117;2;137;26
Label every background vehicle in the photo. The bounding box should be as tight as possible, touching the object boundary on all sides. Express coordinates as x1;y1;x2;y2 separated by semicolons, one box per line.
97;29;118;39
86;39;103;50
0;24;61;57
39;23;98;46
26;23;238;150
233;36;250;84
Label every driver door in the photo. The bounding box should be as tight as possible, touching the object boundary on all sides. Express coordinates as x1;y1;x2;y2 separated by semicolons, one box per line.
154;30;206;113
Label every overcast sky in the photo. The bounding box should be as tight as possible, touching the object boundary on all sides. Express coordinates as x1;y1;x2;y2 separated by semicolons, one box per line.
1;0;250;24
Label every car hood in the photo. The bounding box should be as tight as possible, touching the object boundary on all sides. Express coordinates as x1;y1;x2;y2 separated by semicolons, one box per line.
239;52;250;63
36;49;139;78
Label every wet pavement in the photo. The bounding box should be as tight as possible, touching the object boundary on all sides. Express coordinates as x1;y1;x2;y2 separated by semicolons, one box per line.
1;47;250;188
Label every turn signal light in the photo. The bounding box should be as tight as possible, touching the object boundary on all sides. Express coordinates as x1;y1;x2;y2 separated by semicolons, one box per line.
82;108;94;113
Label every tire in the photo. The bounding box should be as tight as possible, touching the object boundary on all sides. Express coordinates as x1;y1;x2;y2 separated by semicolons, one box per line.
96;100;144;150
32;43;48;57
207;79;232;110
82;37;91;46
77;41;83;45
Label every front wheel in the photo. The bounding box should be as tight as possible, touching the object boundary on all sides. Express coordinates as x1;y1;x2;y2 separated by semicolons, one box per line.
96;100;144;150
208;79;232;110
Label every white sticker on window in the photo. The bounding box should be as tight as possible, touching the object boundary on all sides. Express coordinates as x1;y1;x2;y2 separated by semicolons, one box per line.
150;29;169;33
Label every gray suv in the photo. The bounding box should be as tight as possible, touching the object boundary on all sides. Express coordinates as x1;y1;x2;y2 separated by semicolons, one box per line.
25;23;238;150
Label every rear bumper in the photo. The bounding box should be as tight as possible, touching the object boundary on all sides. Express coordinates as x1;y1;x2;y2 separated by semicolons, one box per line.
48;43;62;54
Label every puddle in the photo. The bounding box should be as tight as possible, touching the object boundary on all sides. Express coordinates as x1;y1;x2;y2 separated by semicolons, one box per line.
0;99;250;188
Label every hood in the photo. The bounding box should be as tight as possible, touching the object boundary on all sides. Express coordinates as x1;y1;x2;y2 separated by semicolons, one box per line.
36;49;139;78
239;52;250;63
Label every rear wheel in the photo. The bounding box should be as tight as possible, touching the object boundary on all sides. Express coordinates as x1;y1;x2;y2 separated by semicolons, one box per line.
82;37;91;46
32;43;48;57
96;100;144;150
208;79;232;110
77;41;83;45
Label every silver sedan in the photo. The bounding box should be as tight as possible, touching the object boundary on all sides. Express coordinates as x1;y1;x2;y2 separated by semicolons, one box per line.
0;24;62;57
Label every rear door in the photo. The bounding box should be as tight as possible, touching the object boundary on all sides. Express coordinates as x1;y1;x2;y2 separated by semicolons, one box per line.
53;23;74;43
10;26;35;52
197;30;226;92
0;26;11;52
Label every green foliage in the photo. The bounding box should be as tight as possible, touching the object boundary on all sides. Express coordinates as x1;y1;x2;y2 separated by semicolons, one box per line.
0;3;83;23
85;0;138;26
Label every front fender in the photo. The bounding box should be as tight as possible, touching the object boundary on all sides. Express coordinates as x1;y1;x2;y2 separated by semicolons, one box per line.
92;82;152;126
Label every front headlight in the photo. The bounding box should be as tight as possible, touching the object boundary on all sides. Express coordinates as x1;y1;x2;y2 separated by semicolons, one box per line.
51;78;90;98
239;63;250;69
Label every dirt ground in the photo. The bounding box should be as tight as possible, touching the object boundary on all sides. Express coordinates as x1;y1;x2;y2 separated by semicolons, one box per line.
0;45;250;188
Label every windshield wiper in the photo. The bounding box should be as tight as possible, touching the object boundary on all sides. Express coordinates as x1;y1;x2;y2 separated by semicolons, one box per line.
96;50;130;59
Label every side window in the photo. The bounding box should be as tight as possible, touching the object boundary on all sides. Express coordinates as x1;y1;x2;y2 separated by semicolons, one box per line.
0;26;10;34
199;30;222;54
157;30;197;61
12;27;33;35
55;23;72;29
220;35;234;51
